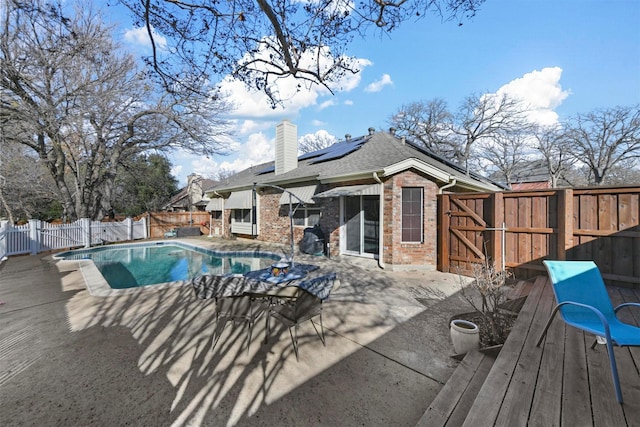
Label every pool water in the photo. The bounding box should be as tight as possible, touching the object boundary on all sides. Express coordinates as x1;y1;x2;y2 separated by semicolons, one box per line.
58;242;280;289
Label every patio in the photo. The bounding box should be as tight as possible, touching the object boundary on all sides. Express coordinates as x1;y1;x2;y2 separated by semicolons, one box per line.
420;275;640;426
0;238;472;426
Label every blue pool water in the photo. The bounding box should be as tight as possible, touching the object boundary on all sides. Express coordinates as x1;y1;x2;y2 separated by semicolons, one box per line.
57;242;280;289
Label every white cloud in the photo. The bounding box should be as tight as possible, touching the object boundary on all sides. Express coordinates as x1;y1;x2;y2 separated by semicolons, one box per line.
319;99;337;110
236;119;274;136
496;67;571;126
344;100;354;106
217;39;371;119
365;74;393;93
191;157;219;178
170;164;183;181
312;119;326;126
217;133;274;172
123;26;167;51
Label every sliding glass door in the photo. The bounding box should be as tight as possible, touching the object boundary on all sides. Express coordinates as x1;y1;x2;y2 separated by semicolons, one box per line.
343;195;379;257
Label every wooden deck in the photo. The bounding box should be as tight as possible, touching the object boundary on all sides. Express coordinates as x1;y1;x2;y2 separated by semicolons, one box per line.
419;276;640;427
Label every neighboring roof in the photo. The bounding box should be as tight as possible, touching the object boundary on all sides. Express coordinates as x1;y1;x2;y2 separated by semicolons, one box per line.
510;159;552;184
488;159;566;188
164;177;218;208
207;131;503;194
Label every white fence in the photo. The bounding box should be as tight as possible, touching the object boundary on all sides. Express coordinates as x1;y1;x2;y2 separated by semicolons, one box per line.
0;217;147;259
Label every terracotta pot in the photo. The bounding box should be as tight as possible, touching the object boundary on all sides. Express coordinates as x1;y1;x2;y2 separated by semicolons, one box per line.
450;319;480;355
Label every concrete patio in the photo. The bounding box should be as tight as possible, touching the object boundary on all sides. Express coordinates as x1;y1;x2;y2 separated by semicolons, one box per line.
0;238;473;426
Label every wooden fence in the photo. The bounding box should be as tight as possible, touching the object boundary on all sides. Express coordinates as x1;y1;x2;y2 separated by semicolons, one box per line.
438;186;640;288
146;211;211;238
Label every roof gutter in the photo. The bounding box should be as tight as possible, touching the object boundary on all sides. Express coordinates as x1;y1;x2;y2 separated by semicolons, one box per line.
373;172;385;269
438;178;457;194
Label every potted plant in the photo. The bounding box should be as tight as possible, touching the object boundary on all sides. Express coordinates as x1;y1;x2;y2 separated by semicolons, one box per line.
450;259;516;356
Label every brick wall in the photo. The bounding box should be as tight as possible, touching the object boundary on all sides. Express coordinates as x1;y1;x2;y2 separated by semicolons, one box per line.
219;173;439;268
385;170;438;269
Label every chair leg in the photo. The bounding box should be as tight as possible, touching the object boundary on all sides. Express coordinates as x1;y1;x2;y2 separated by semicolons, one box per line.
536;305;561;347
311;312;326;346
212;316;228;350
604;340;624;404
289;324;300;361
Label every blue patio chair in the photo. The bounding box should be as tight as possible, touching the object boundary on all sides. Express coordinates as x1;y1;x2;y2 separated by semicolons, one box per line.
537;260;640;403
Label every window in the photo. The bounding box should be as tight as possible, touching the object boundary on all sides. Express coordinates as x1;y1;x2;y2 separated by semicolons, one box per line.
293;208;321;227
233;209;251;223
402;187;423;242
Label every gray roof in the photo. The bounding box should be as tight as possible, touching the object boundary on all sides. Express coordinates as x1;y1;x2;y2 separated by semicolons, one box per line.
209;131;502;193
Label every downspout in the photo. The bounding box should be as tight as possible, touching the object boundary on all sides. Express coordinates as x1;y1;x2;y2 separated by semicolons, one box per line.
373;172;385;269
438;177;457;194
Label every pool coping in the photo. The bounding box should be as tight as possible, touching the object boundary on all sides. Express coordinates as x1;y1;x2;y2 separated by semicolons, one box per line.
52;240;284;297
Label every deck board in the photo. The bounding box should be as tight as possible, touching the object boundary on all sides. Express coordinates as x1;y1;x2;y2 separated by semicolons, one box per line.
444;352;495;427
527;297;565;426
561;327;592;427
494;276;555;426
453;276;640;427
417;350;495;427
461;275;548;427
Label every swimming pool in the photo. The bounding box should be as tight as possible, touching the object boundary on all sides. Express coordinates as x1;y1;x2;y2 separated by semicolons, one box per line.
56;241;281;292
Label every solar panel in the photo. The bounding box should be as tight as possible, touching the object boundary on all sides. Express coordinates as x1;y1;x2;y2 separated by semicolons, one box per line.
298;145;334;161
259;135;370;174
308;136;368;164
257;165;275;174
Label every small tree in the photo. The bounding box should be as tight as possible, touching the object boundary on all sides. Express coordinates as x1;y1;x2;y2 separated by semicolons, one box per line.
459;259;514;347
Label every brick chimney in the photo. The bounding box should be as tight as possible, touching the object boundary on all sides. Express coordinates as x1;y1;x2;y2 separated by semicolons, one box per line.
275;119;298;175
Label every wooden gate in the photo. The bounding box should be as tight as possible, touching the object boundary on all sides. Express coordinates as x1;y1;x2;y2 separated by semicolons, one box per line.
438;193;493;275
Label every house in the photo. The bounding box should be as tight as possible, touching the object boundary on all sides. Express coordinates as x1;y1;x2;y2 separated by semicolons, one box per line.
489;159;570;190
203;120;502;270
508;159;552;190
163;174;217;212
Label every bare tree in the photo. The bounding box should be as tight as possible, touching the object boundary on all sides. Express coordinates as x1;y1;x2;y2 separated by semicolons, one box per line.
451;93;532;174
115;0;484;105
1;1;233;220
532;125;575;188
388;98;452;157
477;131;529;189
298;130;338;154
562;105;640;185
388;93;532;173
603;159;640;186
0;137;58;222
215;167;237;181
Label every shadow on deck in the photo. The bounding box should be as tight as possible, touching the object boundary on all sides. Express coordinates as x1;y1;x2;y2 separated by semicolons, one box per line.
418;276;640;426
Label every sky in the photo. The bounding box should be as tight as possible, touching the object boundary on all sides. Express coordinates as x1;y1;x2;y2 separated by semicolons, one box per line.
108;0;640;186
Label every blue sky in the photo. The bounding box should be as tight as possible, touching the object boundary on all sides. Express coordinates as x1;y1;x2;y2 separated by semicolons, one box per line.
109;0;640;186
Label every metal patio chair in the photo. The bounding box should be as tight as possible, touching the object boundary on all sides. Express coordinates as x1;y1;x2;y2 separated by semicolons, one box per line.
191;274;266;351
268;273;338;360
537;260;640;403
